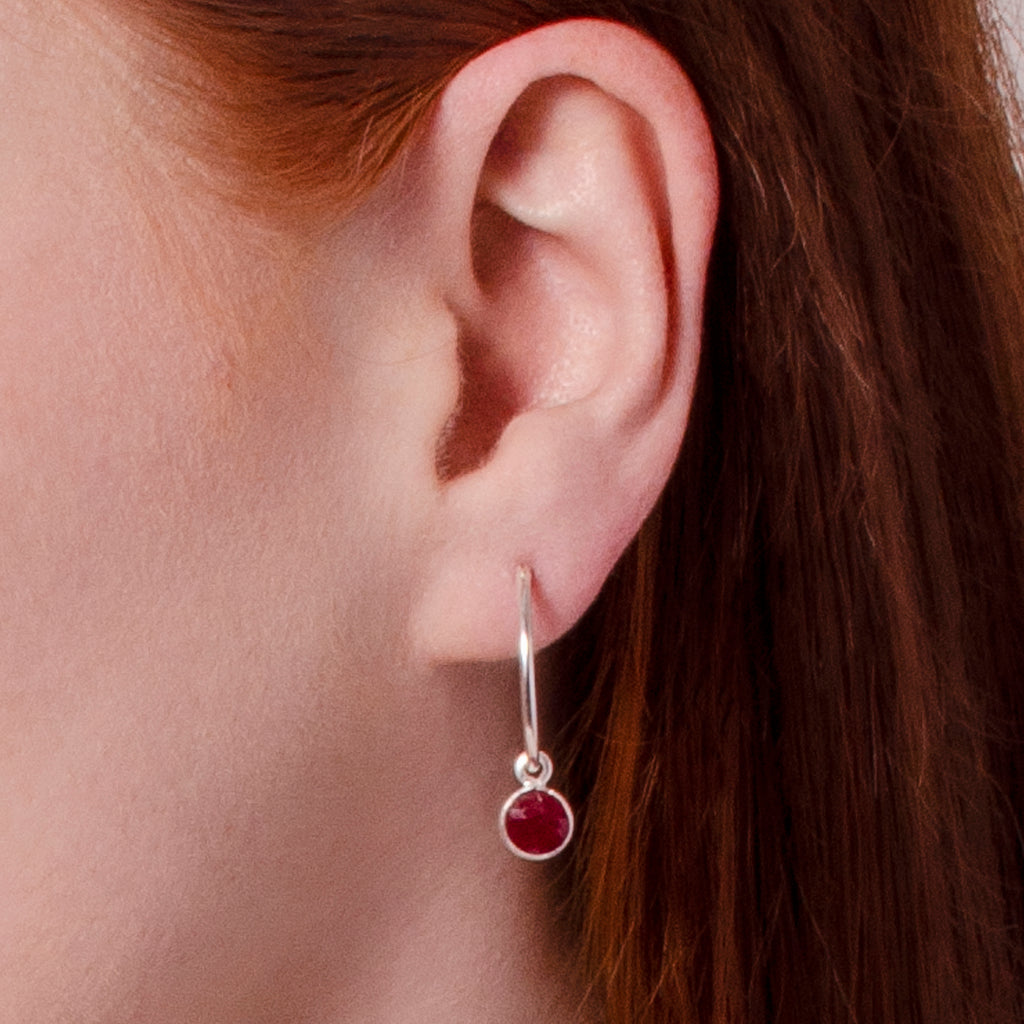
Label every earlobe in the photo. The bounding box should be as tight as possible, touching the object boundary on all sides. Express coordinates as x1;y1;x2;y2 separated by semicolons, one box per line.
410;19;718;662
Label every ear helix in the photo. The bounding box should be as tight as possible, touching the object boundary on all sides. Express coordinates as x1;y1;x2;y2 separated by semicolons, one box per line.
499;566;574;860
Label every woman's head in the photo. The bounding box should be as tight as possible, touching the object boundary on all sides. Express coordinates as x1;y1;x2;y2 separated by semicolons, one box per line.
2;3;718;1018
3;1;1023;1022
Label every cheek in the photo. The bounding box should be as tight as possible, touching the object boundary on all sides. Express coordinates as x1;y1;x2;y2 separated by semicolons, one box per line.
0;166;337;696
1;196;218;550
2;212;189;538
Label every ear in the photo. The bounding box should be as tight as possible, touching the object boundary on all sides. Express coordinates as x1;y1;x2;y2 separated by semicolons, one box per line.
409;19;717;660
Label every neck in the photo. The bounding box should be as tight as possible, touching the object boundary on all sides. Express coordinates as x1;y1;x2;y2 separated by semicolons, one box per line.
290;659;592;1024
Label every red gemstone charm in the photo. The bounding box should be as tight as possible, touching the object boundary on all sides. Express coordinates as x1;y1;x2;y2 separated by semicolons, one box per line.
501;785;574;860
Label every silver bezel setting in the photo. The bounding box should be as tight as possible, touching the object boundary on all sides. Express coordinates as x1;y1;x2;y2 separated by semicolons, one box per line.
500;751;575;861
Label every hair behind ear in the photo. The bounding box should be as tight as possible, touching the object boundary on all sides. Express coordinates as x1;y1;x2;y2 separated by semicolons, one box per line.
559;4;1024;1023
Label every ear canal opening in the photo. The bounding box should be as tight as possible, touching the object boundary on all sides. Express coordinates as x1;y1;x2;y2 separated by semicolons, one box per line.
434;198;527;482
434;323;517;482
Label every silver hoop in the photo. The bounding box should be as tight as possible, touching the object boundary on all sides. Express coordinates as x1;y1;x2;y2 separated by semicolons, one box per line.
517;565;541;773
499;566;574;861
514;750;552;788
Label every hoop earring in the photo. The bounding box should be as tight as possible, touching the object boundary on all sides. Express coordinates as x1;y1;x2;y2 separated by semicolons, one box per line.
499;566;574;860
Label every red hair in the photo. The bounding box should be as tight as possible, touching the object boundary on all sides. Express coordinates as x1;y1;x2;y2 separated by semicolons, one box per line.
111;1;1024;1020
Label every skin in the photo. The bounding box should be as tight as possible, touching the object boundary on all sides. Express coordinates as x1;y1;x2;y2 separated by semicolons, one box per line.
0;2;717;1021
0;3;434;1020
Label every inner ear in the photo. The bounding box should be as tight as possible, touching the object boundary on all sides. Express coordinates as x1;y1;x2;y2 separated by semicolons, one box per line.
434;317;516;481
436;76;642;481
435;202;527;481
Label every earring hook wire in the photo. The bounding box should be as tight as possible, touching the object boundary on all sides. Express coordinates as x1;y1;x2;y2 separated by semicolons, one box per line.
517;565;541;773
